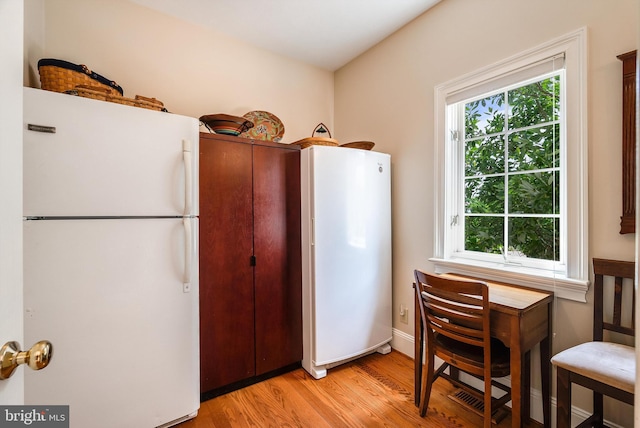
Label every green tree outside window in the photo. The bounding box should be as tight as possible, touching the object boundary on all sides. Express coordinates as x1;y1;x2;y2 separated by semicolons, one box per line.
463;76;560;261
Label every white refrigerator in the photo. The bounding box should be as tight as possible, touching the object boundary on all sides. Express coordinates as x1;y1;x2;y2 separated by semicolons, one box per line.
22;87;200;428
301;145;392;379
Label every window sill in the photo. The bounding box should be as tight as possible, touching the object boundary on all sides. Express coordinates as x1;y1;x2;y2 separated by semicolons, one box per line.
429;257;589;302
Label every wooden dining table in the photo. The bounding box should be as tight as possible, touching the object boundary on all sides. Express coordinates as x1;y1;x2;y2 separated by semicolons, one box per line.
414;273;554;428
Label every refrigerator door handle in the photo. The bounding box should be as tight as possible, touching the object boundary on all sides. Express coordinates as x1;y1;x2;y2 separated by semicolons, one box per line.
183;139;193;216
183;217;193;293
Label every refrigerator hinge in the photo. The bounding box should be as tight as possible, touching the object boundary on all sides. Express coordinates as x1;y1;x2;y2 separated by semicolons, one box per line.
250;255;256;266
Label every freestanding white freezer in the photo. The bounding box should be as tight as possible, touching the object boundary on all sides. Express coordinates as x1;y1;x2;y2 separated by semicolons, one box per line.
22;87;200;428
301;145;392;379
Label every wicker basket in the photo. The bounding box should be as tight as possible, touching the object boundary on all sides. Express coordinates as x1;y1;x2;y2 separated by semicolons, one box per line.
69;85;109;101
38;58;123;96
133;94;165;111
293;137;340;149
69;85;165;111
340;141;375;150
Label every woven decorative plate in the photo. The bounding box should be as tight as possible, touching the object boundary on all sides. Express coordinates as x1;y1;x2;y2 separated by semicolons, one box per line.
340;141;375;150
293;137;340;149
239;111;284;142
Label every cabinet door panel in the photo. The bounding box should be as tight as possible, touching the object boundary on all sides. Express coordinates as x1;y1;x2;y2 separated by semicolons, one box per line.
253;145;302;375
199;137;255;392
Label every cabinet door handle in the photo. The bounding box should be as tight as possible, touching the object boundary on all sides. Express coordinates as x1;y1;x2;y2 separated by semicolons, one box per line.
311;217;315;246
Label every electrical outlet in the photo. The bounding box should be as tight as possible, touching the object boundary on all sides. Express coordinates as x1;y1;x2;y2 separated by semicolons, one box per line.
399;304;408;324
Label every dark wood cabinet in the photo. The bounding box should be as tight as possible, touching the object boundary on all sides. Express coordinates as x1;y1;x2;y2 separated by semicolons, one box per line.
618;50;636;234
199;133;302;395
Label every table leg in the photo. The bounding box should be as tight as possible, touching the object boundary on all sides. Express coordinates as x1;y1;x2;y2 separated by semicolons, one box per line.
510;323;523;428
540;305;552;428
511;310;550;427
523;350;531;421
414;290;422;406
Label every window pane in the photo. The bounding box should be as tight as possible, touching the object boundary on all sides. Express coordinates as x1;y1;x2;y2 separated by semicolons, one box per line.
457;70;567;268
466;176;505;213
508;124;560;171
466;135;504;176
508;217;559;261
508;76;560;129
465;216;503;254
465;93;505;138
508;171;559;214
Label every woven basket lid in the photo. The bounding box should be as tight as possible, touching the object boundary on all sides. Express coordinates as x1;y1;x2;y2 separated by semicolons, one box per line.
293;137;340;149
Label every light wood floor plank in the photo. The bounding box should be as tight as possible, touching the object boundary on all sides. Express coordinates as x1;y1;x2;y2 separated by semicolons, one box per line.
179;351;542;428
285;367;375;427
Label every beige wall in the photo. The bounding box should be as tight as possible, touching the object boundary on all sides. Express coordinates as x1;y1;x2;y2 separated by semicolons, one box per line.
24;0;334;143
335;0;637;425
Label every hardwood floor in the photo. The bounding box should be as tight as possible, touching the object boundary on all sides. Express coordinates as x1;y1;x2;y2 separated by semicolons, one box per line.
179;351;542;427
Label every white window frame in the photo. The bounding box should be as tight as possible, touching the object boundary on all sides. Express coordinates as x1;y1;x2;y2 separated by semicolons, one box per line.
432;28;588;302
451;72;565;271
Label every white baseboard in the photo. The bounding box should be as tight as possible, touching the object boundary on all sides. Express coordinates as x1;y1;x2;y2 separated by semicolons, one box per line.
390;328;625;428
390;327;415;357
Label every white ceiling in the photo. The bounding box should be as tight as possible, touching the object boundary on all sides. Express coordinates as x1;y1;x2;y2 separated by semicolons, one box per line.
129;0;441;71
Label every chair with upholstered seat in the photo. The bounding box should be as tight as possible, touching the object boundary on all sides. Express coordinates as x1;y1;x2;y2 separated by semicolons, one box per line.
551;258;635;428
414;270;511;427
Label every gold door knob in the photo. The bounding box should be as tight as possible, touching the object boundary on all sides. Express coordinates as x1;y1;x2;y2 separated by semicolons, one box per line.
0;340;53;380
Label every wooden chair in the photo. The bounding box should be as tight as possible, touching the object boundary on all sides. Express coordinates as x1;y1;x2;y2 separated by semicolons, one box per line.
551;258;635;428
414;270;511;427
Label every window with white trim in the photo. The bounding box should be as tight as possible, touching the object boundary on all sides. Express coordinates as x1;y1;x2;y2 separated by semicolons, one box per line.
454;71;563;268
432;29;588;301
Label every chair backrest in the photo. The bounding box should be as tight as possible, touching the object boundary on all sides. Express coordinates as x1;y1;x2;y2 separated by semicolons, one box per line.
414;270;490;357
592;258;635;342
